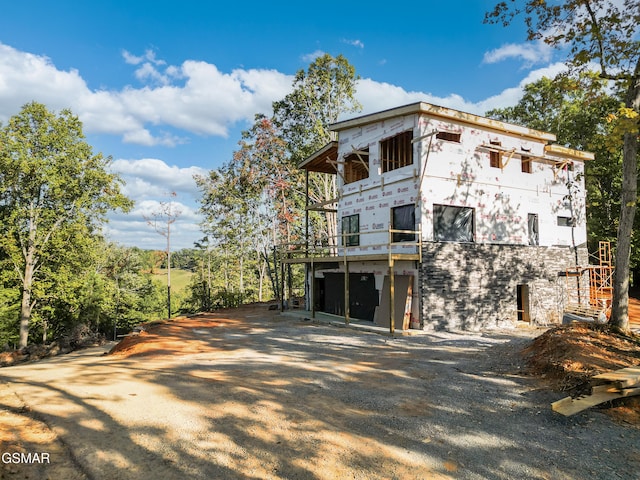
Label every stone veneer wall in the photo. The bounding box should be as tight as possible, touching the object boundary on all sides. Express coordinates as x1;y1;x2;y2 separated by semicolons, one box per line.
420;242;589;331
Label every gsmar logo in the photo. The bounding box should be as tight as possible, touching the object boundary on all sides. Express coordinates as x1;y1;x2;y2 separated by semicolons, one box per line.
2;452;51;464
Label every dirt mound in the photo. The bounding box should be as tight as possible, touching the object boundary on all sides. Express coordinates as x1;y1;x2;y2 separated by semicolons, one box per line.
524;324;640;389
109;305;279;358
522;322;640;424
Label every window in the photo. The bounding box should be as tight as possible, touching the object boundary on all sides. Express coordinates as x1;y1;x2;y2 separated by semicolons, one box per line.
433;205;474;242
557;216;575;227
391;204;415;242
528;213;539;245
436;131;461;143
521;156;532;173
343;147;369;184
489;141;502;168
342;214;360;246
380;131;413;173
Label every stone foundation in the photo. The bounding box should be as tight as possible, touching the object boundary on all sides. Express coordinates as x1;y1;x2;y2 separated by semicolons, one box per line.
419;242;588;331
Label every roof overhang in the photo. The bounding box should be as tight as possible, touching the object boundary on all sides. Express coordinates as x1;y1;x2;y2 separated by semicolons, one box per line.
330;101;557;143
544;144;595;162
298;141;338;173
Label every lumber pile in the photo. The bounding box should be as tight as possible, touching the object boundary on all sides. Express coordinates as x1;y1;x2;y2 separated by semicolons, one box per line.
551;366;640;416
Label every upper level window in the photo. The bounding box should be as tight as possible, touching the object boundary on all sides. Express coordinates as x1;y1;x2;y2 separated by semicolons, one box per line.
557;216;575;227
489;141;502;168
380;131;413;173
342;214;360;246
528;213;539;245
434;204;474;242
521;156;532;174
436;131;461;143
343;147;369;184
391;204;416;242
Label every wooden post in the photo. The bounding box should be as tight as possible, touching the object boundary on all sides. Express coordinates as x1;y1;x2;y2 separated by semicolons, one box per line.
390;258;395;335
344;253;350;325
280;256;285;312
389;221;395;335
311;260;316;319
305;170;309;255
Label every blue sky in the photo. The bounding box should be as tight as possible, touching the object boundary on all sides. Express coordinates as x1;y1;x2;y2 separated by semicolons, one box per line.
0;0;567;250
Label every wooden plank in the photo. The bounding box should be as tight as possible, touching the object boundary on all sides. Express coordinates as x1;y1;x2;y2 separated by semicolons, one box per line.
591;384;620;394
593;366;640;388
552;387;640;416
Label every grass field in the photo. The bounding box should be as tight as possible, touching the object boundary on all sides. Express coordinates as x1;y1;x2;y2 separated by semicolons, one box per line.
150;268;194;294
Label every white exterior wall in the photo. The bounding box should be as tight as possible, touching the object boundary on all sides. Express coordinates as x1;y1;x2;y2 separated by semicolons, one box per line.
334;113;587;250
337;114;420;255
321;110;587;326
416;116;587;247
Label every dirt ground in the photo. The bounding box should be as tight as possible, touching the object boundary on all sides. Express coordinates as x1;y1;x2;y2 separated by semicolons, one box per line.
1;301;640;479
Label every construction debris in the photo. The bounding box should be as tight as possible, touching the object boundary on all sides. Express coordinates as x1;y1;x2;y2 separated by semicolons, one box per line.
552;366;640;416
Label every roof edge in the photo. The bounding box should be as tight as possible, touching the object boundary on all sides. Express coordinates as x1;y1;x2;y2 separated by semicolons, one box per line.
545;144;595;161
330;102;557;143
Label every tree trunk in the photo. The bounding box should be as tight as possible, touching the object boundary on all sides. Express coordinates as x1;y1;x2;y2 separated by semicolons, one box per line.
19;252;36;348
610;68;640;332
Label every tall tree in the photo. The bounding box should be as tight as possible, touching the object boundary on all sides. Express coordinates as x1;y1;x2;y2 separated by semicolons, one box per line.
485;0;640;331
486;74;627;257
0;102;132;347
273;53;361;247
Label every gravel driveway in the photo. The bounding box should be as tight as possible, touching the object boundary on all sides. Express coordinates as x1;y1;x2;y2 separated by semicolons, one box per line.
1;310;638;480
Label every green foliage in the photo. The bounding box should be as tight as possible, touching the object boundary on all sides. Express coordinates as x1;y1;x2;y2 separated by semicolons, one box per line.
0;102;133;346
193;54;361;314
486;73;632;258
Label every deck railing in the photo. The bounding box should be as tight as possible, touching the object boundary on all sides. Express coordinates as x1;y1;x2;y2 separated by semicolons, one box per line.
277;226;422;263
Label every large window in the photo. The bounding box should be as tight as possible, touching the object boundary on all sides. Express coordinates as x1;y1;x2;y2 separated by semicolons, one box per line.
343;147;369;184
433;205;474;242
528;213;539;245
342;214;360;246
391;204;416;242
380;131;413;173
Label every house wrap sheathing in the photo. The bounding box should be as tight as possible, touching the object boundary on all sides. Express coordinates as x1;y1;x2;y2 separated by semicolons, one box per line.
292;102;594;331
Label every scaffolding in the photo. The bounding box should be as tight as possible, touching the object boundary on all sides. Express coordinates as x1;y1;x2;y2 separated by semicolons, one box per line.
564;241;614;321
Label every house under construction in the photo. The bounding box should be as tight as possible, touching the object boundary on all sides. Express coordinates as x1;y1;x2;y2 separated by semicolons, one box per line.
280;102;610;332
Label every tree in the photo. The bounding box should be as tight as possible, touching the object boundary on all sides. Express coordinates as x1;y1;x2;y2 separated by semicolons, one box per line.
194;54;361;309
145;192;181;319
273;54;362;247
0;102;132;347
485;0;640;331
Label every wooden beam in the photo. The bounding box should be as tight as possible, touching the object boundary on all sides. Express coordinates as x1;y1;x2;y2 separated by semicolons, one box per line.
593;366;640;388
552;387;640;416
307;197;339;210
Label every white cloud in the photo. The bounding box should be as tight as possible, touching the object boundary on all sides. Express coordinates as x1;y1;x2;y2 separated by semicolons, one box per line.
353;62;569;118
112;158;208;198
0;43;92;120
301;50;325;62
343;39;364;49
483;41;553;66
0;43;293;146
